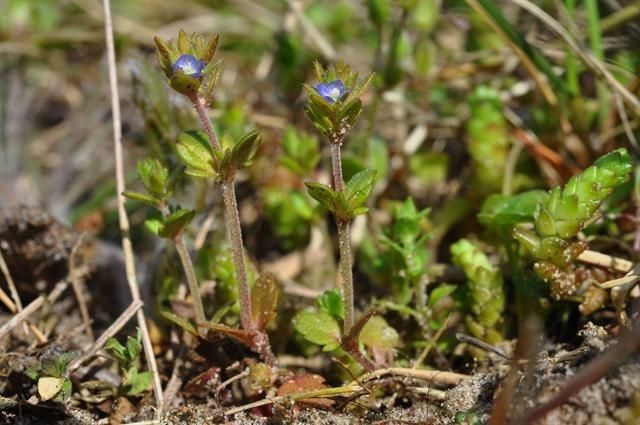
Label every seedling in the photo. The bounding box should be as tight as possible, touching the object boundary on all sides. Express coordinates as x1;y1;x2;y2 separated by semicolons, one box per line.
105;329;152;396
27;351;75;402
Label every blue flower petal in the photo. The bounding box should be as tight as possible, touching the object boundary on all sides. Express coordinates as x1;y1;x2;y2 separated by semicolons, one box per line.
314;79;347;103
172;54;206;78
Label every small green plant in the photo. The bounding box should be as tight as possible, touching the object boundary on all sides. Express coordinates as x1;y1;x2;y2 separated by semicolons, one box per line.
451;239;505;344
302;60;374;333
27;351;75;402
465;86;509;197
293;289;399;370
153;30;275;364
514;149;633;298
105;329;152;396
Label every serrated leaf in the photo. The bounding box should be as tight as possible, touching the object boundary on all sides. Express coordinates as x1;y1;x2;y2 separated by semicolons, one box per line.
122;191;159;207
38;376;64;401
251;272;278;331
176;131;216;178
305;182;338;212
158;208;195;239
230;130;261;170
293;311;341;351
316;289;344;320
136;158;168;200
344;169;377;210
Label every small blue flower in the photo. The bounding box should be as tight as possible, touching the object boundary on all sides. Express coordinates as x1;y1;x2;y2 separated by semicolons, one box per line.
172;54;206;78
314;80;347;104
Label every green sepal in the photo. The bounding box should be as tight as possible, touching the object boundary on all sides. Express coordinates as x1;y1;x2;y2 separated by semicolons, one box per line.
293;310;342;352
158;208;196;239
169;73;201;97
176;130;217;178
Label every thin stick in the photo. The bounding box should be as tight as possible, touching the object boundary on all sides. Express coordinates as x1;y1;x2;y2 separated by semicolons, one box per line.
68;235;94;341
511;0;640;116
576;249;633;273
0;249;27;335
102;0;163;412
222;367;468;417
68;300;143;371
285;0;336;60
0;280;67;341
0;286;16;312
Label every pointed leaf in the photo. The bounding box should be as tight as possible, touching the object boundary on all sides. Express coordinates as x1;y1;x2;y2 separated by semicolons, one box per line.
230;130;261;170
305;182;339;213
158;208;196;239
122;191;159;207
176;131;216;178
198;322;256;348
160;309;198;336
344;169;377;209
251;272;278;331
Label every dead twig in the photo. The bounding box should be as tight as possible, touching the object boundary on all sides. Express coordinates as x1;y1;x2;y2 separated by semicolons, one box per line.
68;234;94;341
102;0;163;413
521;317;640;423
0;280;68;341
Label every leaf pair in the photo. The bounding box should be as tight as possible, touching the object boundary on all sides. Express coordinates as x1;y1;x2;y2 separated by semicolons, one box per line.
305;169;377;221
176;130;261;182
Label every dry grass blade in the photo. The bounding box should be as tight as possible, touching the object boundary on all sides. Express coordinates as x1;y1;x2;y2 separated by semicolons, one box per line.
101;0;163;413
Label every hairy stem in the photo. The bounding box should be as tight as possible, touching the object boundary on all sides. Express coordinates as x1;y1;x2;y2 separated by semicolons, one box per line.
174;238;206;327
191;95;221;151
160;205;206;328
330;142;355;333
221;179;254;332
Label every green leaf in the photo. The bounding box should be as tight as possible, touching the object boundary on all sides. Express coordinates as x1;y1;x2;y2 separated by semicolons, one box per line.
316;289;344;320
123;367;152;396
136;158;169;200
230;130;261;170
122;191;160;207
293;311;341;351
176;131;216;178
160;309;198;336
158;208;196;239
344;169;377;212
478;190;550;228
105;338;128;365
144;217;163;236
40;352;75;378
250;272;278;331
359;316;400;350
305;182;339;213
125;330;143;364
